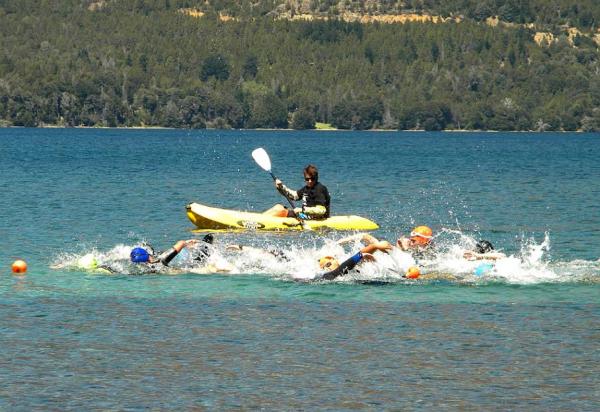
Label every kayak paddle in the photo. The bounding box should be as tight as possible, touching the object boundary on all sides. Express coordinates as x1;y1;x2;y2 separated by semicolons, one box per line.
251;147;305;227
251;147;277;181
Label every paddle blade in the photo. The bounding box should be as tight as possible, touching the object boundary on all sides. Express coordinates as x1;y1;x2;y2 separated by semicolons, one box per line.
251;148;272;172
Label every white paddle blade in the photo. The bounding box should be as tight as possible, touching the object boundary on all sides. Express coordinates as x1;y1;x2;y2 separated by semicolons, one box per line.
251;148;272;172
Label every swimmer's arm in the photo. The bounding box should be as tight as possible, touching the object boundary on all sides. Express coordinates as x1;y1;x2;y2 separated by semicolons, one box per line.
360;241;392;256
322;242;388;280
337;233;379;245
463;251;506;261
226;244;264;253
156;239;198;266
227;244;283;260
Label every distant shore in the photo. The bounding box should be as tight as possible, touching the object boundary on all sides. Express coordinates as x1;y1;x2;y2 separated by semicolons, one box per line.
0;124;588;133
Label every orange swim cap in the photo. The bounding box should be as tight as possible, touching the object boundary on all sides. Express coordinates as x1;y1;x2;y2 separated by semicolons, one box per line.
410;226;433;245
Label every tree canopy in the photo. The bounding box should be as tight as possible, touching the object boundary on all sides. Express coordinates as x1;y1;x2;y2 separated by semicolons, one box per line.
0;0;599;131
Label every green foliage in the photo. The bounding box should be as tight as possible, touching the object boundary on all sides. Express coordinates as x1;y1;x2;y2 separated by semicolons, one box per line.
242;55;258;79
331;97;383;130
241;82;288;128
0;1;598;131
291;108;316;130
200;54;231;81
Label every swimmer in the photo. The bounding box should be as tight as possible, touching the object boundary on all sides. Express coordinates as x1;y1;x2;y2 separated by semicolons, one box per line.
396;225;434;252
320;241;392;280
226;244;291;261
463;240;506;261
130;239;199;269
337;231;425;276
129;234;214;266
132;234;236;274
338;226;434;254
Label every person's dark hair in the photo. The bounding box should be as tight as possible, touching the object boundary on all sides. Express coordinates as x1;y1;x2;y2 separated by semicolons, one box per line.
475;240;494;254
202;234;214;244
304;164;318;182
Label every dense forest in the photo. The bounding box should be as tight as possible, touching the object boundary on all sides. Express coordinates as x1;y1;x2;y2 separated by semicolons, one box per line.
0;0;599;131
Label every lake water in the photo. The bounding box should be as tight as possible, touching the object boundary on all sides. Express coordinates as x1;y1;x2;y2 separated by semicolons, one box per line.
1;128;599;409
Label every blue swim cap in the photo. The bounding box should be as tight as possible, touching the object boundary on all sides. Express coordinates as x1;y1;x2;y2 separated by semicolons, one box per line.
474;262;494;276
130;247;150;263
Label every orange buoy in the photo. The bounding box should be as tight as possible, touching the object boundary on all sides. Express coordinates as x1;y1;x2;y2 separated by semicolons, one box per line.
405;266;420;279
12;259;27;274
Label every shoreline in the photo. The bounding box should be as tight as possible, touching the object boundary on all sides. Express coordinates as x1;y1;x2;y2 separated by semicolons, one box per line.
0;124;589;133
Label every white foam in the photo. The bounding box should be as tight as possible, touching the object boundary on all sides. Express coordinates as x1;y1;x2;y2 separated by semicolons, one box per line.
49;232;600;284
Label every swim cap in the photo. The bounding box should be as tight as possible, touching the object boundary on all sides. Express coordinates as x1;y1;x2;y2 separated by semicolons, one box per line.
130;247;150;263
319;256;339;271
203;234;214;244
410;226;433;245
475;240;494;254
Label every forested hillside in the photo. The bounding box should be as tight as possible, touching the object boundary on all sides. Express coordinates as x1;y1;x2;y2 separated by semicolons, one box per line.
0;0;599;130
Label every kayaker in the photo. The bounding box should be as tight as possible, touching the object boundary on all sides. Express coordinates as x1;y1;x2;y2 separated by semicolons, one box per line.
319;241;392;280
264;164;330;219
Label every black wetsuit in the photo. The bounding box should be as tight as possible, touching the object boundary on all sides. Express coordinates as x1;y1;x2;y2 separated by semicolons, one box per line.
322;252;363;280
156;248;179;266
297;182;330;217
279;182;331;218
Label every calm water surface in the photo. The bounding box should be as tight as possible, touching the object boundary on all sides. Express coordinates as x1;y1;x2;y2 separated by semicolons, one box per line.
1;129;599;409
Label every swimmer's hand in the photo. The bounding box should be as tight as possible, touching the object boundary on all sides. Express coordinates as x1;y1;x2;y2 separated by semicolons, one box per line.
374;240;392;252
396;237;411;250
362;253;376;262
463;251;478;260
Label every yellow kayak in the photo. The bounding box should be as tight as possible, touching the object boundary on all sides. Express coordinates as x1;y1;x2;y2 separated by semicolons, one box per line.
186;202;379;231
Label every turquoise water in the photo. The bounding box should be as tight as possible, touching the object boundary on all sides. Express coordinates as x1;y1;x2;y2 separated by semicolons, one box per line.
1;129;599;409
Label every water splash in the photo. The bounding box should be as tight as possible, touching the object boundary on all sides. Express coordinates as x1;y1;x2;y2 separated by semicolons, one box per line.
49;231;600;284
